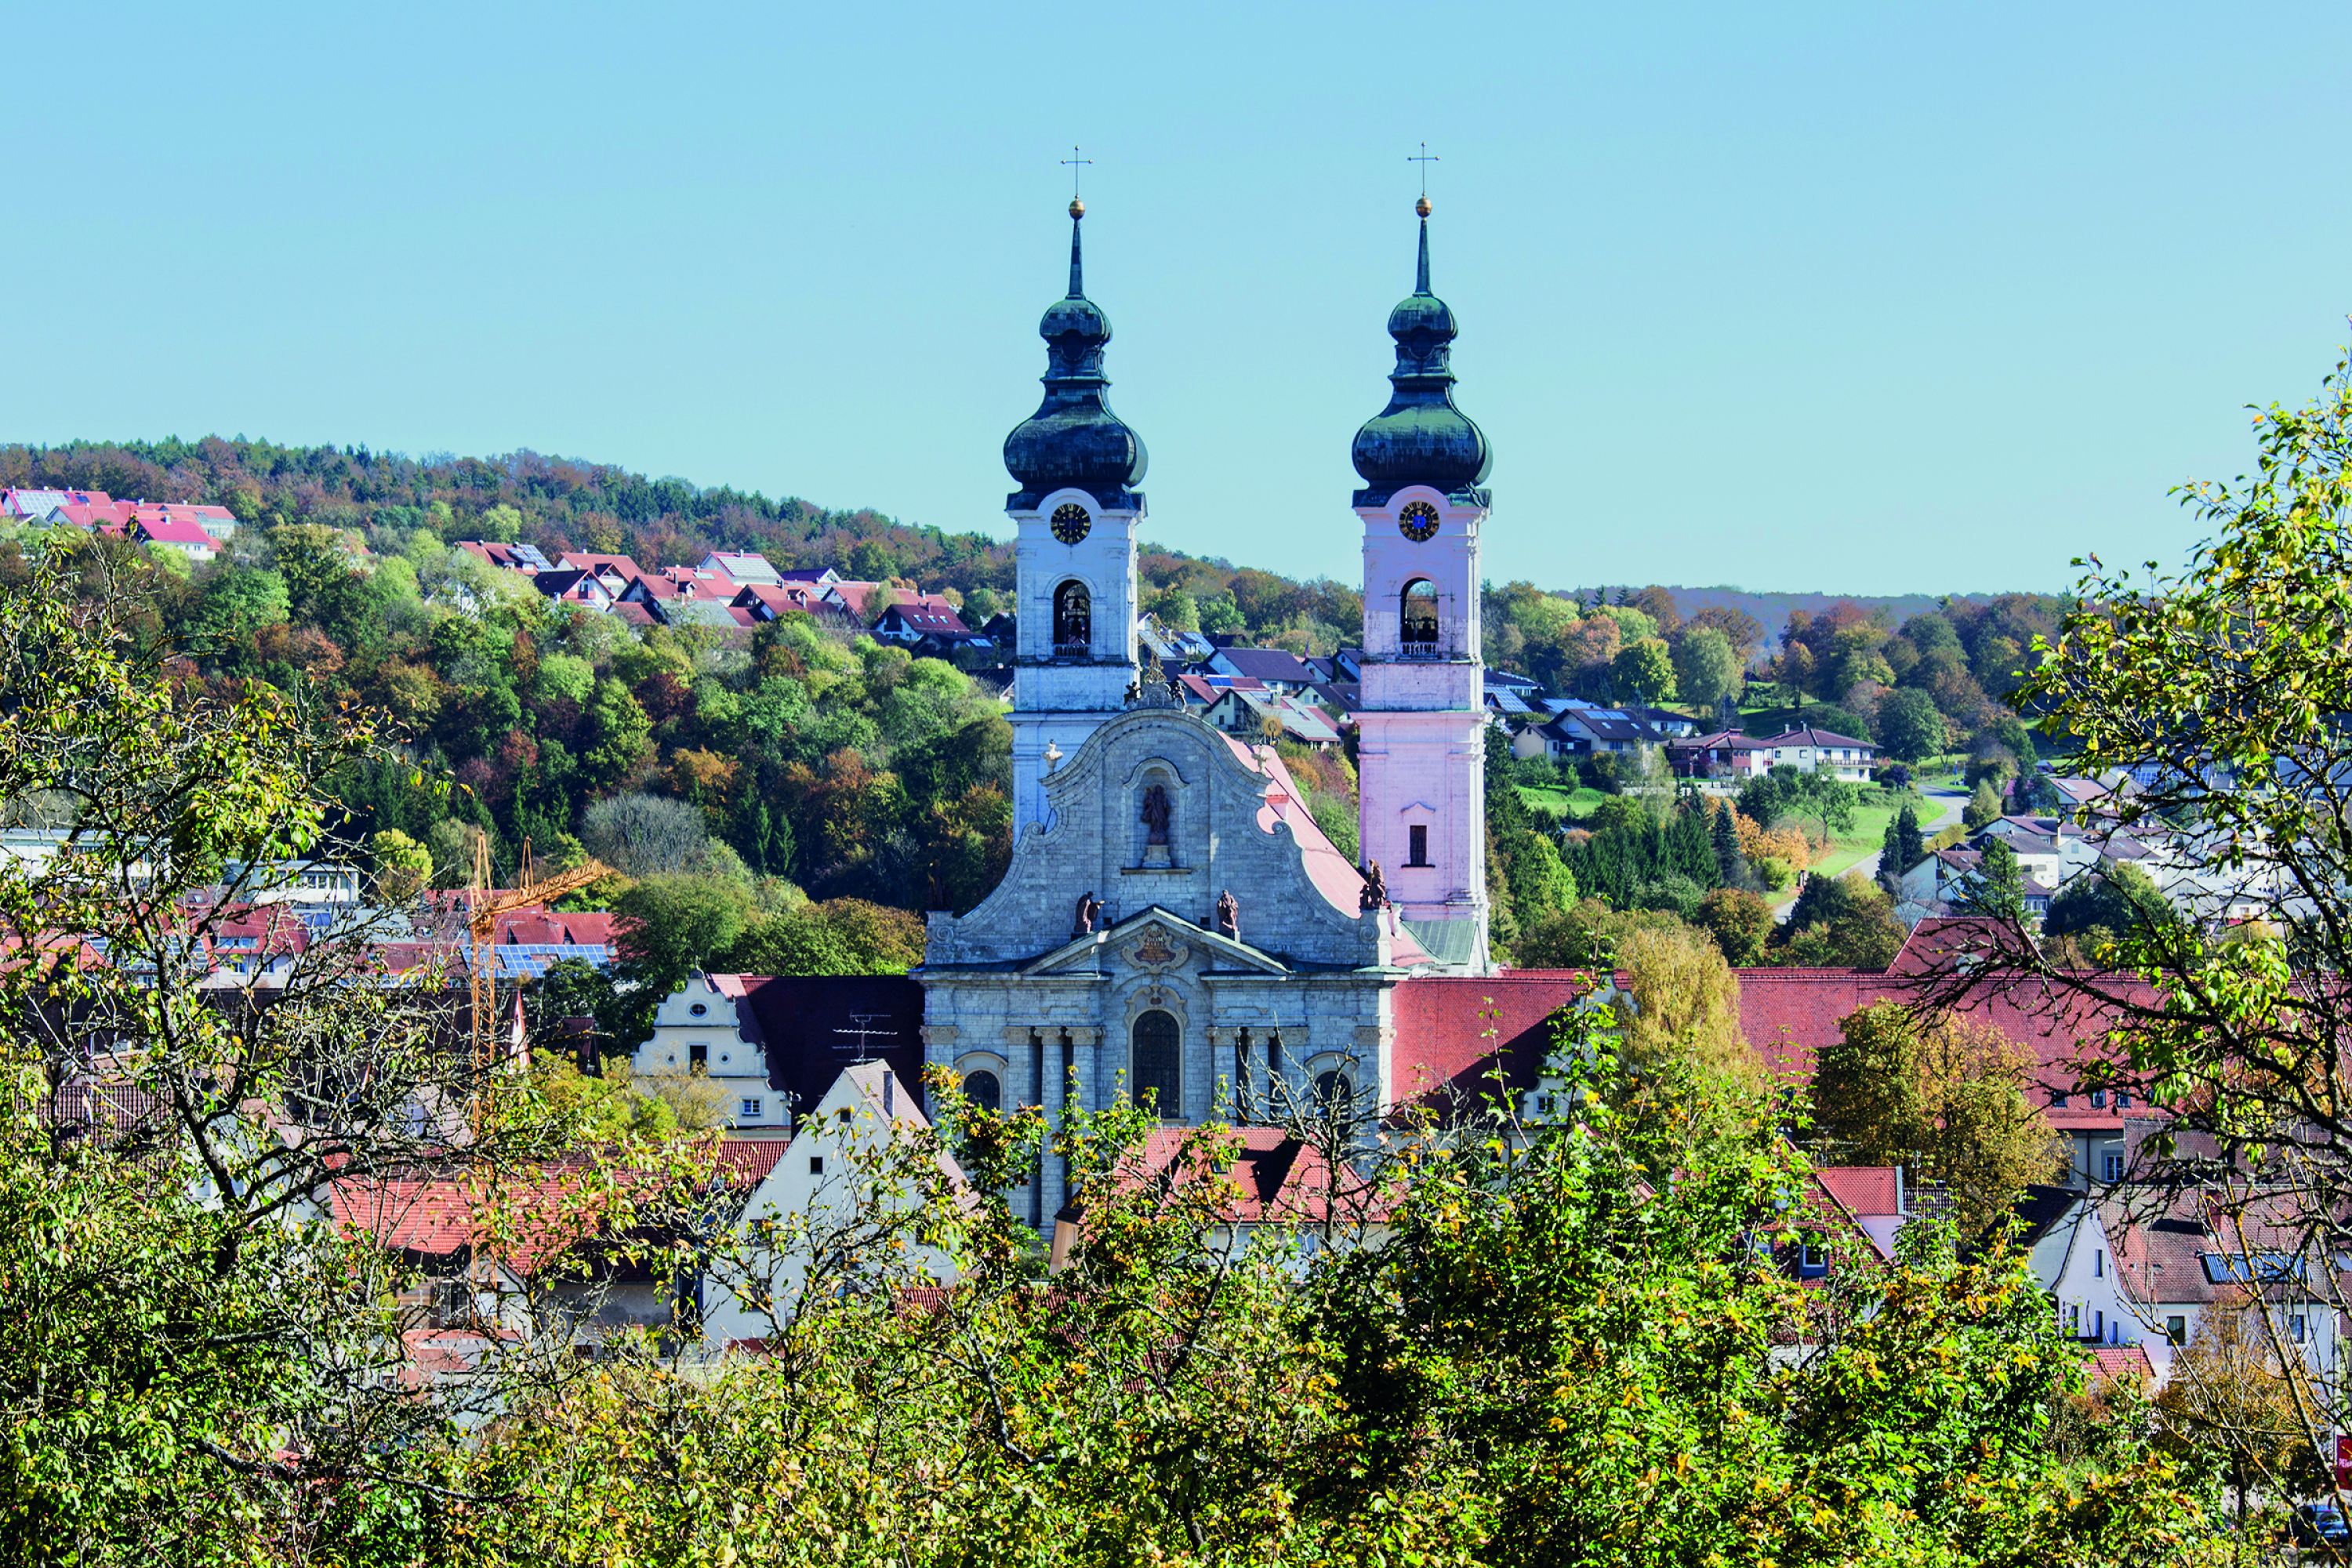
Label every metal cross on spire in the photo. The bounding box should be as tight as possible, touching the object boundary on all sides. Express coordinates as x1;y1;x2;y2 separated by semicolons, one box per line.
1062;143;1094;200
1408;141;1440;198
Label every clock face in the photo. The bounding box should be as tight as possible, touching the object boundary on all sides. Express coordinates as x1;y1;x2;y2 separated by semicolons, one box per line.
1398;501;1440;542
1051;503;1092;545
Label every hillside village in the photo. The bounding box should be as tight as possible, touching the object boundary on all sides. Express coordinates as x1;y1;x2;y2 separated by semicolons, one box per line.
0;468;2288;1412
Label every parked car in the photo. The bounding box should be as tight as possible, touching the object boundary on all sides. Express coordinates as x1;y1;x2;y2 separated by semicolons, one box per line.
2288;1503;2351;1551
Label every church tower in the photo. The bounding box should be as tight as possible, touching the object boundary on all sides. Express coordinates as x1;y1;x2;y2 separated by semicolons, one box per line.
1352;197;1493;971
1002;196;1149;837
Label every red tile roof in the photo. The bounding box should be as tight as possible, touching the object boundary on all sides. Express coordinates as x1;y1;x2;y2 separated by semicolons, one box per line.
1733;964;2147;1129
2087;1344;2154;1385
1389;972;1596;1109
877;594;970;635
136;517;216;547
1813;1165;1901;1217
1127;1125;1387;1225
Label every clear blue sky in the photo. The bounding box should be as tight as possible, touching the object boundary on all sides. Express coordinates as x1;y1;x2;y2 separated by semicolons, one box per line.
9;2;2349;595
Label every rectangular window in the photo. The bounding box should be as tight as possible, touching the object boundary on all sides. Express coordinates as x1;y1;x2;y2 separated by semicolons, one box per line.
2051;1091;2067;1109
740;1098;763;1119
2101;1152;2125;1183
2291;1314;2308;1343
2067;1302;2080;1334
2116;1092;2131;1109
2166;1316;2187;1346
2089;1090;2107;1108
2094;1250;2104;1278
808;1156;824;1175
1406;825;1430;867
2093;1309;2103;1341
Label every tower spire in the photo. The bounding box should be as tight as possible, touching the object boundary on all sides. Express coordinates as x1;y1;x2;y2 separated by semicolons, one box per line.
1069;204;1084;298
1415;212;1431;295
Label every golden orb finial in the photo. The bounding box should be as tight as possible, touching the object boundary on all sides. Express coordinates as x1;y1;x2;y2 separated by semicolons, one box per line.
1069;196;1086;220
1415;194;1432;219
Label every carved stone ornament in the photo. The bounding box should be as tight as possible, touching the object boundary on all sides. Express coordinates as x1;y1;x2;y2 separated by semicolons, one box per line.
1129;924;1181;969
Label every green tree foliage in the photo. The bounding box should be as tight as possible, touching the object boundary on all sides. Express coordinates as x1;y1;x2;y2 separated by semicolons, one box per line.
365;826;432;901
1963;778;2005;829
720;897;927;978
1878;686;1947;762
1609;634;1676;704
1812;1004;2063;1236
2042;861;2169;956
1776;871;1906;968
0;539;678;1559
1558;793;1722;913
1693;885;1773;965
1668;624;1740;710
1962;836;2028;918
1738;764;1860;841
1878;801;1925;895
611;873;758;1025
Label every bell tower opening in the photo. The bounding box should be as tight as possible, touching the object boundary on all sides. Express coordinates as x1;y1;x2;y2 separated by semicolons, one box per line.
1053;579;1091;655
1399;579;1439;655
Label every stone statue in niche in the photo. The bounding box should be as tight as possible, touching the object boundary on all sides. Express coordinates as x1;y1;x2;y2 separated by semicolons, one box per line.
1215;888;1240;942
1072;891;1102;936
1140;783;1171;845
1359;861;1388;912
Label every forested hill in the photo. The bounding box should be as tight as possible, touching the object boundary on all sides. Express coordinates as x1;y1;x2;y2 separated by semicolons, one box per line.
0;437;1365;648
1;435;1006;597
1566;587;1973;655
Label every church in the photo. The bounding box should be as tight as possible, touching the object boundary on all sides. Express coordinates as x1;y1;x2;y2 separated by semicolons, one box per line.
915;192;1573;1225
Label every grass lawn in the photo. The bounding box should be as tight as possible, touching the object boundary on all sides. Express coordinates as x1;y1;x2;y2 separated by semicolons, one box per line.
1781;791;1934;891
1517;783;1608;821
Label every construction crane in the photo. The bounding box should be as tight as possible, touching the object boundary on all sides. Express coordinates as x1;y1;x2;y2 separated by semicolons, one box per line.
464;835;612;1073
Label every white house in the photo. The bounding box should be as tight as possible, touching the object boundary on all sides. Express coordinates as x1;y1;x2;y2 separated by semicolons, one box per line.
700;1061;968;1346
632;971;785;1129
2099;1186;2342;1386
1759;724;1878;782
2013;1187;2139;1352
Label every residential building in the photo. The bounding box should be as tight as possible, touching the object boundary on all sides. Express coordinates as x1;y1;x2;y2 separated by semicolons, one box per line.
698;550;782;587
1759;724;1878;782
1666;728;1776;782
872;593;973;644
133;516;219;562
456;540;554;575
532;569;616;612
1200;685;1345;748
1205;645;1320;694
633;972;787;1128
700;1061;968;1344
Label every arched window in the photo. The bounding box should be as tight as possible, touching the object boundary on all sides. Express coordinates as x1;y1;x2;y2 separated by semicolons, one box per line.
961;1069;1001;1114
1053;579;1091;655
1312;1069;1352;1112
1399;579;1439;654
1131;1010;1181;1116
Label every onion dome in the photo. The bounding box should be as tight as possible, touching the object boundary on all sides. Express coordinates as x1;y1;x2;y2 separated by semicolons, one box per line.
1004;203;1148;511
1351;203;1492;508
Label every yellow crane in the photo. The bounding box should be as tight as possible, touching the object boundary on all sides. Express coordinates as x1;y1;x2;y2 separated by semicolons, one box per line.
464;836;613;1072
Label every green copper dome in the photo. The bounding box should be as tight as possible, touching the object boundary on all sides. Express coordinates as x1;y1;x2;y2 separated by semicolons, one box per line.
1351;214;1491;508
1004;209;1148;512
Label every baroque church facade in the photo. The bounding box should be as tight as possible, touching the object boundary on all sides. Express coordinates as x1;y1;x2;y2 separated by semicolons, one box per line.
917;192;1512;1223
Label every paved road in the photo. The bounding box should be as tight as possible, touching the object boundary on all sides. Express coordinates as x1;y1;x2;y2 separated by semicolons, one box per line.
1777;786;1969;921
